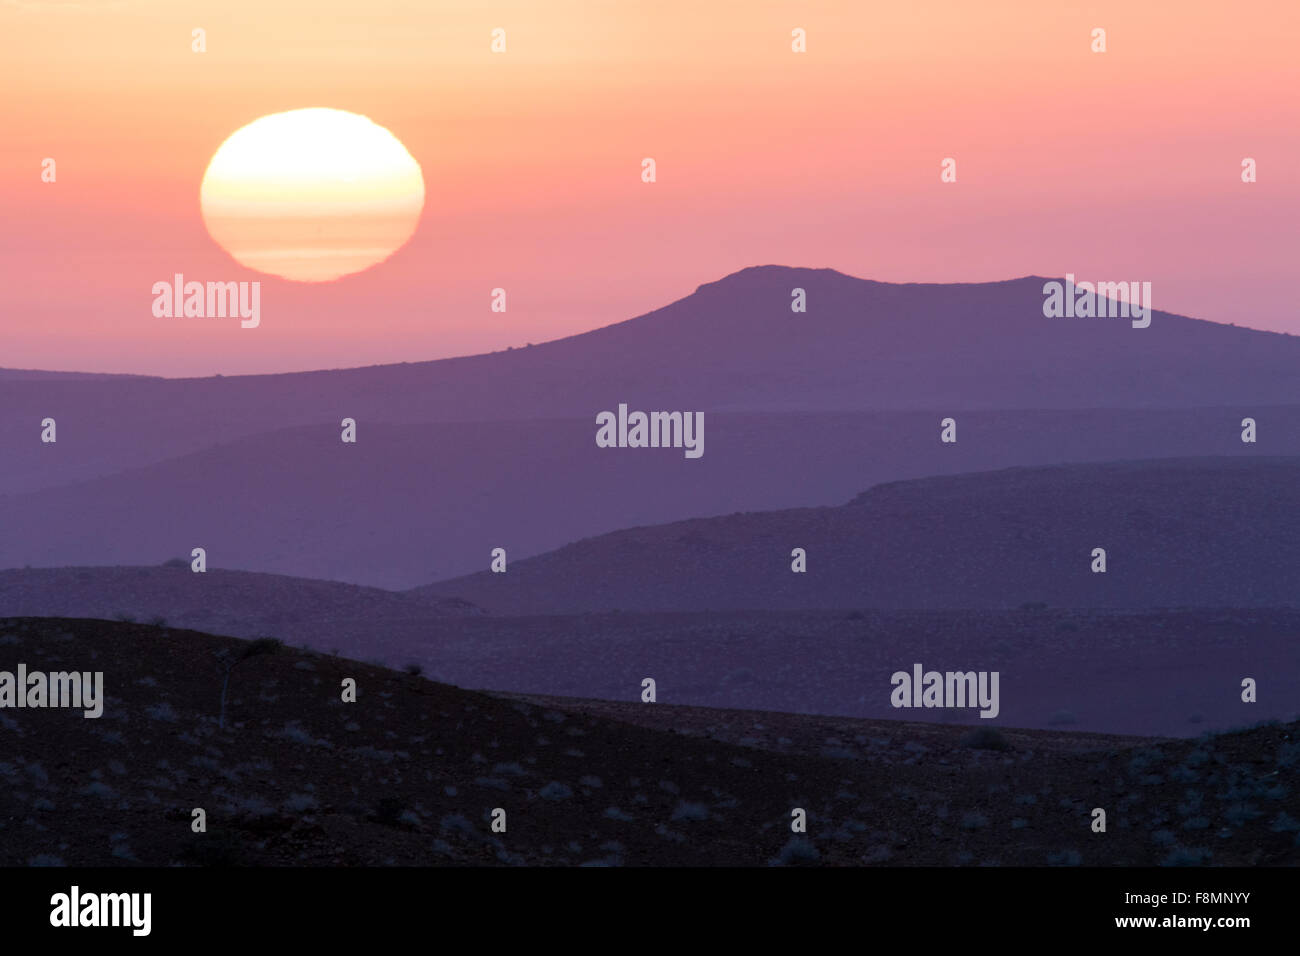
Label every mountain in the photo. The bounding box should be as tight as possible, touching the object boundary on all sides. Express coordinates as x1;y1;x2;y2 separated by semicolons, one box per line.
2;414;1295;588
417;457;1300;612
3;267;1297;588
0;369;152;381
3;266;1299;497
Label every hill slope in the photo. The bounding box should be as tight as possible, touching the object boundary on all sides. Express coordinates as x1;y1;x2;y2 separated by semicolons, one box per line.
0;566;479;645
418;457;1300;612
2;617;1295;866
4;266;1299;497
4;414;1297;589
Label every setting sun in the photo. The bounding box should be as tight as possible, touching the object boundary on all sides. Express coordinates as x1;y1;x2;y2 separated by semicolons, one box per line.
199;108;425;282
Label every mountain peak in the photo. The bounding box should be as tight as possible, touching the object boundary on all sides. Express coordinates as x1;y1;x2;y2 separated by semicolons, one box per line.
696;266;1064;296
695;264;860;293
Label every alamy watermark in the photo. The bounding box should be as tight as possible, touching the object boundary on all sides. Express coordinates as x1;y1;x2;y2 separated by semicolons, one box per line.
50;886;150;936
0;664;103;718
1042;274;1152;328
890;663;1000;719
152;273;260;328
596;404;704;459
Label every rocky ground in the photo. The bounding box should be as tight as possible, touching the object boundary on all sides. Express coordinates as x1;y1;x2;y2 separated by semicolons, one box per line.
1;618;1296;867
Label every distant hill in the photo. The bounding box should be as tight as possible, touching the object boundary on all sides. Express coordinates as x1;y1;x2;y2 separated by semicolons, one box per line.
0;368;154;381
417;457;1300;612
4;266;1300;497
2;413;1296;588
4;572;1296;737
3;267;1298;588
0;566;480;648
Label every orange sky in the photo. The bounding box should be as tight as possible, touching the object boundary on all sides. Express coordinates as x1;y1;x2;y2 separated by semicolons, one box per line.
2;0;1297;375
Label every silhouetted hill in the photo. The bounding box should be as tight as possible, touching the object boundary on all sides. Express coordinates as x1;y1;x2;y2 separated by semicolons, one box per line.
4;574;1295;737
4;412;1297;588
418;457;1300;612
0;566;480;644
4;267;1299;497
3;617;1295;865
0;369;152;381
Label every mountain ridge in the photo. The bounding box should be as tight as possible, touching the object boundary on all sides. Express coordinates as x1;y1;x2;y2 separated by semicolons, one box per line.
4;267;1292;382
415;455;1300;613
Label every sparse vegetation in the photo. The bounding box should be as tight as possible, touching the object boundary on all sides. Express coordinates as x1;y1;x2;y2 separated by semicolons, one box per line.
1162;846;1212;866
961;727;1011;752
3;617;1298;868
671;801;710;822
770;837;820;866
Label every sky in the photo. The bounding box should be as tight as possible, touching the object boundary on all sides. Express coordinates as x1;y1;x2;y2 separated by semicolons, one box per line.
1;0;1297;376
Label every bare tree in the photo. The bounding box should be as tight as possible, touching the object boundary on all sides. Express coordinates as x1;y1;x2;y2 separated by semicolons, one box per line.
215;637;281;729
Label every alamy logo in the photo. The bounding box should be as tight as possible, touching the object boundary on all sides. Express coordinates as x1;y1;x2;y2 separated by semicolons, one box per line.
0;664;103;718
890;663;1000;719
1042;274;1152;328
50;886;151;936
151;273;260;328
595;403;704;459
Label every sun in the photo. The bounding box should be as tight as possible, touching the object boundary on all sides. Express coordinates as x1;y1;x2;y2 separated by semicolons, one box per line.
199;108;425;282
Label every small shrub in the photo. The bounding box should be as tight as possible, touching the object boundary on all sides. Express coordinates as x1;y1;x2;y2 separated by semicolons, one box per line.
1276;742;1300;768
962;727;1011;752
1224;803;1262;826
145;702;178;722
283;793;318;812
1269;812;1300;833
243;637;282;658
671;801;710;822
439;814;477;837
182;829;247;867
374;797;406;827
770;837;820;866
1162;846;1212;866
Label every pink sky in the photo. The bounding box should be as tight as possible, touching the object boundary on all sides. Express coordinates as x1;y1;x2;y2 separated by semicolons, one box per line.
2;0;1297;376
